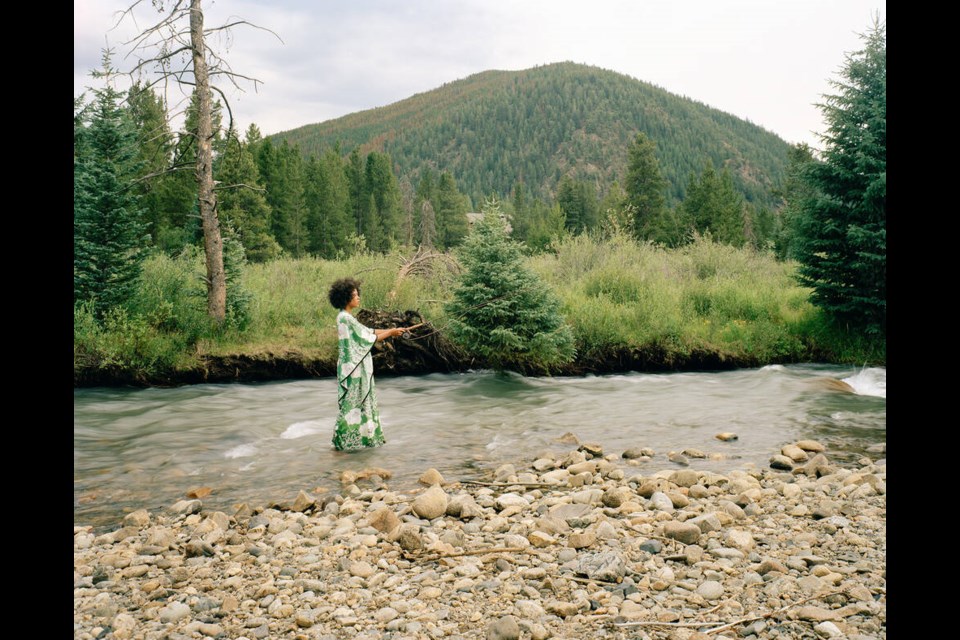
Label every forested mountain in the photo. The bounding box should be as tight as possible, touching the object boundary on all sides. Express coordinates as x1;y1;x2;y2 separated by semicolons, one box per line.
270;62;791;210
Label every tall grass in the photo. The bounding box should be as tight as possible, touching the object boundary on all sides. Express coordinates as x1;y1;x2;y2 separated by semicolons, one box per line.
529;232;852;363
75;236;884;382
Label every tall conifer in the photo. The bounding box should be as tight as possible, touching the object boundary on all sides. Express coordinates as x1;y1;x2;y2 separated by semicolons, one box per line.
74;54;149;318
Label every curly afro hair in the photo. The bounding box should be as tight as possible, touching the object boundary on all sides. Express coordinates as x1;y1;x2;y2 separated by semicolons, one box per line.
328;277;361;310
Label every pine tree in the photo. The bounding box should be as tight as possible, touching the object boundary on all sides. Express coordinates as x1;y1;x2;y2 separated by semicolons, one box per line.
624;132;668;241
437;171;469;248
445;198;575;372
794;19;886;335
74;53;149;318
216;125;280;262
681;161;746;246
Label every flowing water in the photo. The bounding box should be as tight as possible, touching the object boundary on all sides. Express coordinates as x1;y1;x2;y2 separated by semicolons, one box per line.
74;364;885;531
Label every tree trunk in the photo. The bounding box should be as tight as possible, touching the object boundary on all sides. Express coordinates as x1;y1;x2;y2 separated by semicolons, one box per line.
190;0;226;323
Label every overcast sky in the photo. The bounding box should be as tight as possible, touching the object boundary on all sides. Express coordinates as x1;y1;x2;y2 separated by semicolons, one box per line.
74;0;884;150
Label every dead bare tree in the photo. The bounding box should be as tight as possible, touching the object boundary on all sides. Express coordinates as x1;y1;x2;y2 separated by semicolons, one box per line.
113;0;280;324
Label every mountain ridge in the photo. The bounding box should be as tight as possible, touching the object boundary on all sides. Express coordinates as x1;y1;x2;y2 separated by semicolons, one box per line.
269;61;792;209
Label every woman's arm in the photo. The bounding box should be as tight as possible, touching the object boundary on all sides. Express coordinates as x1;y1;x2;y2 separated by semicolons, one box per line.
374;322;425;340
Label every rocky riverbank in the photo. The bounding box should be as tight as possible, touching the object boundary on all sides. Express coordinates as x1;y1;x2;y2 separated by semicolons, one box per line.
74;437;886;640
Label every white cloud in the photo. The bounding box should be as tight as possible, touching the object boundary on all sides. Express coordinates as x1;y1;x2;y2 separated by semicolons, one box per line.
75;0;885;148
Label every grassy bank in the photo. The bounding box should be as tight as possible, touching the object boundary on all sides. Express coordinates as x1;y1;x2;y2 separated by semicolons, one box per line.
74;235;884;385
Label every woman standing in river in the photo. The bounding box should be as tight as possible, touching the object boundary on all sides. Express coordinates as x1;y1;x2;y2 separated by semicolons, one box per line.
328;278;421;451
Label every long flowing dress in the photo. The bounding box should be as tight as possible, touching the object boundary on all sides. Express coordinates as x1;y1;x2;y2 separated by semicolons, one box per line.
332;310;386;451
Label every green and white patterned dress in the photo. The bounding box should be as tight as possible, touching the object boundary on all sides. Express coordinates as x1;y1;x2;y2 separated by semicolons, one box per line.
332;310;386;451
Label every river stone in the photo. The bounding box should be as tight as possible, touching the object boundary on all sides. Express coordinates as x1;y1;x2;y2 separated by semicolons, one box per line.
532;457;555;471
718;500;746;519
796;439;826;452
601;488;627;508
668;452;689;466
798;453;832;477
638;539;662;554
579;442;603;457
111;613;137;640
814;621;844;638
545;600;579;618
769;455;794;470
781;483;802;499
595;520;618;539
795;606;838;621
663;521;701;544
725;529;755;550
535;515;569;535
567;461;597;476
368;507;401;534
681;448;707;459
575;551;627;582
666;491;690;507
622;448;647;459
687;513;722;533
696;580;724;600
496;493;530;511
375;607;399;623
715;432;738;441
568;471;594;488
419;468;445;486
397;524;423;551
494;464;516;481
169;499;202;516
649;491;674;511
528;531;557;547
159;601;191;623
568;531;596;549
412;485;448;519
781;444;810;462
291;490;316;512
636;479;671;498
122;509;150;528
540;469;569;484
486;615;520;640
758;559;789;575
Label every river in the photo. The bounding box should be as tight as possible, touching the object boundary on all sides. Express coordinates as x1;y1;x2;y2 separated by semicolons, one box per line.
74;363;885;531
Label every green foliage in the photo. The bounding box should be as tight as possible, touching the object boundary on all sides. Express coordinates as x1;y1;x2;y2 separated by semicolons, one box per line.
793;19;886;336
74;53;150;319
222;224;253;331
624;132;668;241
681;161;746;247
217;127;282;262
445;199;575;371
272;62;790;212
529;232;828;363
127;248;213;343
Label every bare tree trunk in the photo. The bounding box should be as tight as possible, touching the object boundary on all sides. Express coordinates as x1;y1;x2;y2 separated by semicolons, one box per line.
190;0;226;323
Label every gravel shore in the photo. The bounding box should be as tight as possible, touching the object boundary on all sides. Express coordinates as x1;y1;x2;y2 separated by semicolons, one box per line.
74;436;886;640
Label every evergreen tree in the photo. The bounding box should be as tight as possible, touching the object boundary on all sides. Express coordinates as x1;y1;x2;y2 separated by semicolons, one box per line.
126;82;173;243
346;147;366;237
364;151;402;252
217;125;280;262
74;53;149;318
304;148;352;258
437;171;469;248
794;19;886;335
445;198;575;372
624;132;668;241
772;143;817;260
681;161;746;246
